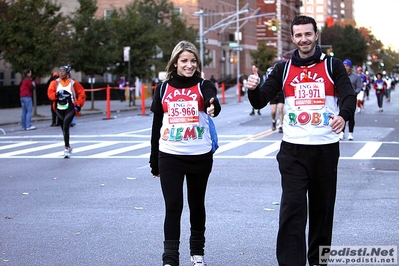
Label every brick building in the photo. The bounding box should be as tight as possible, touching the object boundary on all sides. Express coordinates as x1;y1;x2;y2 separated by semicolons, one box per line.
1;0;305;85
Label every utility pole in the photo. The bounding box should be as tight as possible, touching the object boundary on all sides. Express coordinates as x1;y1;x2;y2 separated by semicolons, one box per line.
193;7;275;96
276;0;282;58
236;0;241;101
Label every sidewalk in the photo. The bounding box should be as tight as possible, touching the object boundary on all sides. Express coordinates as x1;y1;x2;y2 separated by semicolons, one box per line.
0;98;153;127
0;86;239;127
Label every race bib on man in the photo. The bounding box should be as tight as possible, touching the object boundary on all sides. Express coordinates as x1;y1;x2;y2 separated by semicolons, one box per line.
294;82;326;109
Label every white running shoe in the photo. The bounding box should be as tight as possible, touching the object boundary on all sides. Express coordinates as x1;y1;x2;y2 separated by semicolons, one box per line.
26;126;36;130
339;132;344;140
64;147;73;158
348;133;354;140
191;255;207;266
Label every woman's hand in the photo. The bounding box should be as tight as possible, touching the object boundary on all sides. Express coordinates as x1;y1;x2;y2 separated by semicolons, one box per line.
207;98;215;117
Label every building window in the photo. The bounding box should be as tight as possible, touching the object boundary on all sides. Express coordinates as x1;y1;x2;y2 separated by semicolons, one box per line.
316;6;324;13
10;71;16;86
171;7;182;18
104;9;115;19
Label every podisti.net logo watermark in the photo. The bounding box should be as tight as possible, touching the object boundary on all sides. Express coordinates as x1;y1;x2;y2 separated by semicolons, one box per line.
319;246;397;265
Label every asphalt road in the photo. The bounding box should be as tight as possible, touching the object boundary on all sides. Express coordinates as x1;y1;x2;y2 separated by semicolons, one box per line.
1;87;398;266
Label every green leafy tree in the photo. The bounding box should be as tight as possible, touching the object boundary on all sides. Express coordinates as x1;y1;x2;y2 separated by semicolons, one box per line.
105;0;197;81
107;0;163;81
250;41;277;74
0;0;64;77
67;0;119;108
68;0;115;77
379;47;399;75
156;8;198;70
321;24;367;66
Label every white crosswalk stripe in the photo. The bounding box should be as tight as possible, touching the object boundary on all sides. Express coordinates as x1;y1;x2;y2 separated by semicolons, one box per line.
244;141;281;158
1;131;399;159
352;142;383;159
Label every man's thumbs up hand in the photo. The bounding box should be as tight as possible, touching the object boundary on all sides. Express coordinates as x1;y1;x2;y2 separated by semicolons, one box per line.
246;65;261;90
252;65;258;76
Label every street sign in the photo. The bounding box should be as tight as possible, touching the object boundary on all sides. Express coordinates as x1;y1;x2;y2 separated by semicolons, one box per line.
123;46;130;62
232;47;243;51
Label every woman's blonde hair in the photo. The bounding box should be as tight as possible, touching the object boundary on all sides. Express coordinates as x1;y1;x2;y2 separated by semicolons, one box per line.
165;40;202;80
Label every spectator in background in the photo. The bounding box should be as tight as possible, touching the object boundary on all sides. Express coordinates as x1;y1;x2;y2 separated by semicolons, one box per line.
385;76;392;102
70;115;77;127
129;79;136;107
340;59;362;141
47;71;59;127
373;73;387;112
250;67;262;116
118;76;126;102
267;61;285;133
209;75;218;89
239;73;249;97
356;66;367;113
20;69;36;131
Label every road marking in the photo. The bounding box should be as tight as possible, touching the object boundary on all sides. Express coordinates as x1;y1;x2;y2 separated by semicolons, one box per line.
87;141;150;158
244;141;281;158
1;131;398;160
0;142;65;157
352;142;383;159
0;141;38;150
39;141;120;158
214;129;276;154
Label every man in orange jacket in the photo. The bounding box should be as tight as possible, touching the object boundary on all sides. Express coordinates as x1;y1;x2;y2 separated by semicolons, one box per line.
47;65;86;158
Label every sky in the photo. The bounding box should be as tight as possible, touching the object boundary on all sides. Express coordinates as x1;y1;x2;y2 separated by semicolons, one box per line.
353;0;399;51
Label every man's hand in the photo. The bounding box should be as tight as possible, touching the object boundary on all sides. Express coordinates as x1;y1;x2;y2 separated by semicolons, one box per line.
328;114;345;133
246;65;261;90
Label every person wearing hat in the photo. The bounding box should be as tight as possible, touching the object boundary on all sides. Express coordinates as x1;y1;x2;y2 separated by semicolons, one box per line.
47;65;86;158
340;59;362;140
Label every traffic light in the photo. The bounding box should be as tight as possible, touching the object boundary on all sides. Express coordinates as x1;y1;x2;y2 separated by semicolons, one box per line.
268;18;279;32
327;48;334;56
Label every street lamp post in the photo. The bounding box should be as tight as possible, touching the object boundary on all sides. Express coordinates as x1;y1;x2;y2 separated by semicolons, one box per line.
193;7;276;98
194;6;252;76
195;10;205;73
236;0;241;101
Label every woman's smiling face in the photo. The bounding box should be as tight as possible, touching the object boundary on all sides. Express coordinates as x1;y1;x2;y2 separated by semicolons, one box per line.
175;51;197;77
